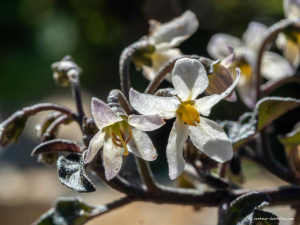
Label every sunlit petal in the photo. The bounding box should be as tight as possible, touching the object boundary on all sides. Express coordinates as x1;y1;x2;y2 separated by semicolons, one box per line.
91;97;123;130
284;39;300;68
127;128;157;161
189;117;233;163
128;114;165;131
149;10;199;48
103;133;123;180
167;116;189;180
84;130;106;164
172;58;208;101
129;88;180;119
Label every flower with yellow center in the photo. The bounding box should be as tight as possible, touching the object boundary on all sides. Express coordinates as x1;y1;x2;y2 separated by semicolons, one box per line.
84;98;165;180
208;22;295;109
129;58;240;180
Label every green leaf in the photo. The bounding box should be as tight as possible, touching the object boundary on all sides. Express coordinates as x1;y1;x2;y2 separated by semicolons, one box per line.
225;192;270;225
33;197;103;225
221;97;300;151
57;153;96;193
278;122;300;147
255;97;300;131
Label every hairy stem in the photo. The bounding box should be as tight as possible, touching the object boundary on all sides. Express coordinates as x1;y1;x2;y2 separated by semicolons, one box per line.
70;74;85;128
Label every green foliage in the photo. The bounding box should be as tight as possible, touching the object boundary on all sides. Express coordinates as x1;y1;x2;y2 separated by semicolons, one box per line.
57;153;96;193
33;197;101;225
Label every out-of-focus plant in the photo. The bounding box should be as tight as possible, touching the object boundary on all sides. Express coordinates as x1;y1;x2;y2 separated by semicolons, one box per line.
2;4;300;225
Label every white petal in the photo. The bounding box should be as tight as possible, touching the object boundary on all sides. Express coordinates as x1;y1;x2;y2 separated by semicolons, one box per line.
242;22;268;53
207;34;242;60
91;97;123;130
127;128;157;161
195;68;240;116
261;51;295;80
149;10;199;48
166;116;189;180
103;134;123;180
142;49;182;81
84;130;106;164
276;33;288;50
189;117;233;163
129;88;180;119
284;39;300;68
236;74;256;109
284;0;300;19
172;58;208;101
128;114;165;131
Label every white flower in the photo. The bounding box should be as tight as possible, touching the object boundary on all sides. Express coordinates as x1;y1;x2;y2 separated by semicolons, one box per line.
84;98;165;180
129;58;240;180
142;10;199;81
276;0;300;68
208;22;294;109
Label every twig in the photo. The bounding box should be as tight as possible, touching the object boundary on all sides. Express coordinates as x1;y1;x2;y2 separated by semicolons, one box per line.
87;196;134;222
70;74;85;128
119;40;149;100
41;114;72;142
23;103;79;122
218;162;228;179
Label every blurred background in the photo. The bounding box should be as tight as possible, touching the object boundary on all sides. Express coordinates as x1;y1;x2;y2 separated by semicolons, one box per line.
0;0;300;224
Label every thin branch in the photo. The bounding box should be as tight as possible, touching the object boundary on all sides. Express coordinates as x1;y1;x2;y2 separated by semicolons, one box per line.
23;103;79;122
87;196;134;222
218;162;228;179
255;18;300;102
41;114;72;142
119;40;149;100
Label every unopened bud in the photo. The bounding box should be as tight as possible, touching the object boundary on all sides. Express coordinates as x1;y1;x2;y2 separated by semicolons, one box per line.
0;110;28;147
35;112;62;139
51;55;82;87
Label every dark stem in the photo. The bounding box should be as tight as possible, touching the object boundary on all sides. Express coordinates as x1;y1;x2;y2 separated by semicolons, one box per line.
119;40;149;99
87;196;134;221
42;114;72;142
70;77;85;128
23;103;79;122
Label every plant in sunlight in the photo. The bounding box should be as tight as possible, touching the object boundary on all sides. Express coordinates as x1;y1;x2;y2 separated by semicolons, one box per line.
3;2;300;224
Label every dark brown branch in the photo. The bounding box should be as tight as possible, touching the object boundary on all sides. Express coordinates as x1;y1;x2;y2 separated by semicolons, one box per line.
70;77;85;127
87;196;134;222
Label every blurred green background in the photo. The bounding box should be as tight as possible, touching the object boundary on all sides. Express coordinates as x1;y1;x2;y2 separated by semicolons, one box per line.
1;0;300;224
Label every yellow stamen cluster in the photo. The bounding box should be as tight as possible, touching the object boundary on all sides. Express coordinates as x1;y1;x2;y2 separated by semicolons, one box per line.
108;121;133;155
177;102;200;126
238;63;253;81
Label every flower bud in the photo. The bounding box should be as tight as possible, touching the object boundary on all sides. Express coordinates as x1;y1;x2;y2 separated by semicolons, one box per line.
51;55;82;87
0;110;28;147
35;112;62;140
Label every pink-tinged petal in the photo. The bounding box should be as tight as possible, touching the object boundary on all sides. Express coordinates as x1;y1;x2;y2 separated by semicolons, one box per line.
149;10;199;48
84;130;106;164
127;128;157;161
167;116;189;180
128;114;165;131
91;97;123;130
221;46;235;68
225;91;237;102
207;34;242;60
189;117;233;163
236;74;256;109
103;133;123;180
172;58;209;101
261;51;295;80
242;22;268;53
195;68;240;116
129;88;180;119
